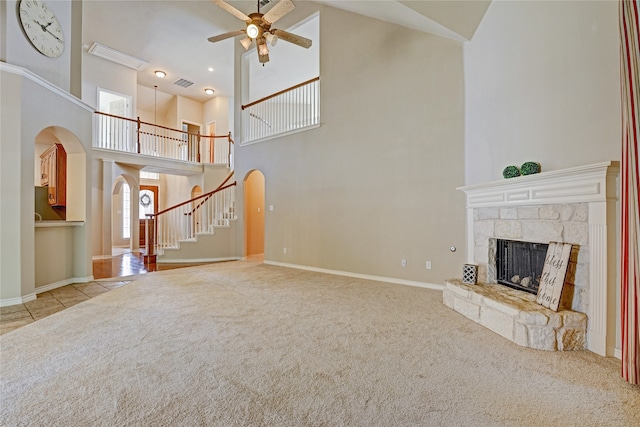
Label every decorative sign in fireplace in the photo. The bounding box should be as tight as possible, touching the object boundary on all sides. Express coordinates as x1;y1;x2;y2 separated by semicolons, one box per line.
496;239;549;294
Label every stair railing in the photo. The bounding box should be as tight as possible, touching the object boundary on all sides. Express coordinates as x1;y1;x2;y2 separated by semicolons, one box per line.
147;181;236;255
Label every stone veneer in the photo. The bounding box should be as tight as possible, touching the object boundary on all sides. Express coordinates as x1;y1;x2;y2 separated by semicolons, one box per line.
475;203;589;313
443;279;587;351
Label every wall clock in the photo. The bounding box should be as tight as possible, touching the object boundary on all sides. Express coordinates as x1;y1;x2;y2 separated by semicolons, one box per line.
18;0;65;58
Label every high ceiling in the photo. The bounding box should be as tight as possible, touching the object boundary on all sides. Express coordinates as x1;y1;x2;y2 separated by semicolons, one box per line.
82;1;491;111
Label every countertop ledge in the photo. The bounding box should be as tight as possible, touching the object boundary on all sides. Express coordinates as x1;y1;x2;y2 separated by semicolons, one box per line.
35;221;85;228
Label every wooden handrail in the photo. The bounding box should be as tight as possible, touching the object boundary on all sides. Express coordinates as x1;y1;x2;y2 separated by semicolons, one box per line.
186;171;235;215
152;182;236;217
95;111;207;138
241;77;320;110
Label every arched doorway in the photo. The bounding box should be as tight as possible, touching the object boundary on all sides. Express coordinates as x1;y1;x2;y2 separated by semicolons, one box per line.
244;170;265;257
111;174;137;255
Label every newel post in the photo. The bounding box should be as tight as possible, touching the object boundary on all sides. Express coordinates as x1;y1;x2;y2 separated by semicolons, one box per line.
136;117;141;154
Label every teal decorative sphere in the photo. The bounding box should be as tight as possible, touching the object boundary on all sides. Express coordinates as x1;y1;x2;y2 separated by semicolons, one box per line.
502;165;521;179
520;161;540;176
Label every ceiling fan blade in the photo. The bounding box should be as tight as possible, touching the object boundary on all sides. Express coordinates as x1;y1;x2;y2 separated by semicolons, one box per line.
262;0;295;25
207;29;246;43
271;29;312;49
211;0;251;22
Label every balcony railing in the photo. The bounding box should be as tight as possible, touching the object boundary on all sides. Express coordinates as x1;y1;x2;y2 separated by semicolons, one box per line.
94;112;234;167
241;77;320;143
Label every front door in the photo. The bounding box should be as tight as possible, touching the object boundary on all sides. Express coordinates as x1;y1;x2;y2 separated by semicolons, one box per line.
139;185;158;249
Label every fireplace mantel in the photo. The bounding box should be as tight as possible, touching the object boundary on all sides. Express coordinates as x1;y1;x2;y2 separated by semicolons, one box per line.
457;161;619;356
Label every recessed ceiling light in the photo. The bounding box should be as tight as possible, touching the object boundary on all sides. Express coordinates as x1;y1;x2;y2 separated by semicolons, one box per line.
154;70;166;78
204;88;215;95
208;67;214;72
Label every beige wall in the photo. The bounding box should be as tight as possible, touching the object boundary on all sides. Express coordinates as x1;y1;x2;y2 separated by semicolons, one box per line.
204;96;232;138
464;0;620;184
235;5;467;285
81;51;138;111
1;66;93;303
35;226;74;287
178;96;204;128
2;0;73;92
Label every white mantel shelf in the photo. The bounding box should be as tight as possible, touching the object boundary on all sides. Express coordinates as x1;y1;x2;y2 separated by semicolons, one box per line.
457;161;619;208
457;161;620;357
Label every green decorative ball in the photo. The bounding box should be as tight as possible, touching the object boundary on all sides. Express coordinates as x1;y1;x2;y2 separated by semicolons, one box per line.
502;165;521;179
520;161;540;176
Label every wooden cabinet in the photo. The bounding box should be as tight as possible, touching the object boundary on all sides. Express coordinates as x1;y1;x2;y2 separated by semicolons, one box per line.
40;143;66;207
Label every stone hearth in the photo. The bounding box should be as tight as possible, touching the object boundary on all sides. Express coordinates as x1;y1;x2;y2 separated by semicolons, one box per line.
455;162;619;356
443;279;587;351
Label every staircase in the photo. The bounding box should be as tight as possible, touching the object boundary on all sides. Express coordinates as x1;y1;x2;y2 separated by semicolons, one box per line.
148;173;238;263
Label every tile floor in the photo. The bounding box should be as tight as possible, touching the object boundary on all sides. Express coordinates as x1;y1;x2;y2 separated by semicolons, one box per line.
0;280;130;335
1;252;228;336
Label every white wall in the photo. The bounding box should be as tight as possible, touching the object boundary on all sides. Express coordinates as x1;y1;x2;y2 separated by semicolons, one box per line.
464;0;620;185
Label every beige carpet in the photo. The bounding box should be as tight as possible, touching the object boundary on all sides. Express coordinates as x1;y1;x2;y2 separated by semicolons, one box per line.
1;260;638;426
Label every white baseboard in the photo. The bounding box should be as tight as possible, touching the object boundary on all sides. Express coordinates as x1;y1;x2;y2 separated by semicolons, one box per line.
614;348;622;360
157;256;241;264
264;260;444;291
1;275;94;306
35;275;94;294
0;293;37;307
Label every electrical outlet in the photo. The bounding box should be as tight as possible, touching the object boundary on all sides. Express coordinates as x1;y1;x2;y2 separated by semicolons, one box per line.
283;247;287;254
426;261;432;270
401;259;407;267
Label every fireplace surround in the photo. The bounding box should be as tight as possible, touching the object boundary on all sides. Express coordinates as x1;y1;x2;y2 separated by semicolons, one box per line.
452;162;619;356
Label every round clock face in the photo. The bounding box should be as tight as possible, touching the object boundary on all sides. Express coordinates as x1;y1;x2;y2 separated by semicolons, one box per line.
18;0;65;58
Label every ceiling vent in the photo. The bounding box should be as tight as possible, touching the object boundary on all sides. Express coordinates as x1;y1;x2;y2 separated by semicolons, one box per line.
87;42;148;71
173;78;195;88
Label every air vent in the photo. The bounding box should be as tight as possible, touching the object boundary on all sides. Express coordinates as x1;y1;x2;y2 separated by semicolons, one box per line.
173;78;195;88
87;42;148;71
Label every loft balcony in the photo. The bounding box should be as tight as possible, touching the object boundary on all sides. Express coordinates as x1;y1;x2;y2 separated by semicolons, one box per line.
93;112;234;175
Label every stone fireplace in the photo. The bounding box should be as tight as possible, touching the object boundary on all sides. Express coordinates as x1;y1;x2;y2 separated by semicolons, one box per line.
447;162;619;356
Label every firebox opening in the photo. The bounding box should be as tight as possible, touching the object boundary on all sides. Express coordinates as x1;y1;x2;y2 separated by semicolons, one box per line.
496;239;549;295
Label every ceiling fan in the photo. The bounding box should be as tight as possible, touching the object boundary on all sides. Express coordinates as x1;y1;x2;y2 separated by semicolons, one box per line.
207;0;312;64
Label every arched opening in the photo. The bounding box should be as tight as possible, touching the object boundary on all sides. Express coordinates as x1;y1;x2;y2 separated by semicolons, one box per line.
191;185;203;234
33;126;88;290
191;185;203;200
34;126;87;222
244;170;265;258
111;174;137;255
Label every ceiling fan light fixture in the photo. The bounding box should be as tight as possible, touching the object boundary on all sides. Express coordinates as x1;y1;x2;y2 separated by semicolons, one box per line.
154;70;166;78
257;39;269;56
204;88;215;95
246;23;260;39
239;37;252;50
265;32;278;46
